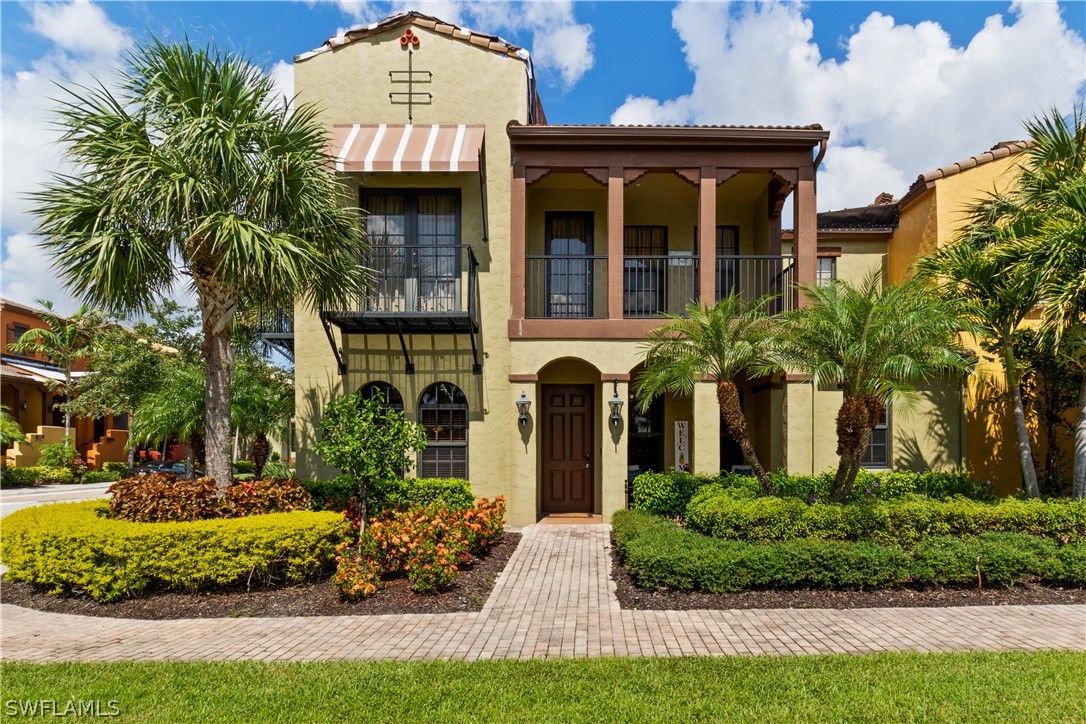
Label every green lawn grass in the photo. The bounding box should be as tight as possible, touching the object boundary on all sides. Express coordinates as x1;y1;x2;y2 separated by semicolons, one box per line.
3;651;1085;722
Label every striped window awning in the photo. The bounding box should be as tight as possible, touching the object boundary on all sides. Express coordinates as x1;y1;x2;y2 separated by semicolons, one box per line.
329;124;485;173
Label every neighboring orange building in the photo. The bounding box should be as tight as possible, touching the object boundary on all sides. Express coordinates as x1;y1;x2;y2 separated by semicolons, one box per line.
1;298;128;469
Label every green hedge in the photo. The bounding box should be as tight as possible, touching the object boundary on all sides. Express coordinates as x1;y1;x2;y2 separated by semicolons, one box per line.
630;469;996;519
102;462;130;475
307;476;476;514
1;501;351;602
0;466;75;487
684;487;1086;546
613;510;1086;592
80;470;117;485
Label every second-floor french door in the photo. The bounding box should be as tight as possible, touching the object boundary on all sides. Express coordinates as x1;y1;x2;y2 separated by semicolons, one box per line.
362;190;461;314
545;212;594;318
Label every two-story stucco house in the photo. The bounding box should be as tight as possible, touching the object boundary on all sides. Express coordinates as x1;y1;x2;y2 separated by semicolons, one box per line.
289;12;1025;526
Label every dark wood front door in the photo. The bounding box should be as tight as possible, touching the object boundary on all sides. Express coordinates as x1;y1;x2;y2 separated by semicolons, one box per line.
542;385;594;514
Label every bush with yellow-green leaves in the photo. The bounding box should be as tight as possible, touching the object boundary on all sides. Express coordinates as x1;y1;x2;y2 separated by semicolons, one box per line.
1;501;351;602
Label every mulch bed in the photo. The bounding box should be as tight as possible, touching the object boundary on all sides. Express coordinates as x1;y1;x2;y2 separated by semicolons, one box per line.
609;540;1086;610
0;533;519;620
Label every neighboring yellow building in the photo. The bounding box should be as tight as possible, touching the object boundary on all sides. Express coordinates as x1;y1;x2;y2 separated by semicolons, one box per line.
290;12;1040;523
889;141;1067;495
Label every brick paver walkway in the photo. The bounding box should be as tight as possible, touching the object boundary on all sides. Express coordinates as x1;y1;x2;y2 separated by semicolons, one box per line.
2;525;1083;662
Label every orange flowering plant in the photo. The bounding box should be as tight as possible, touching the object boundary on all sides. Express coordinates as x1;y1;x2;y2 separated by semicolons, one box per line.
332;496;506;597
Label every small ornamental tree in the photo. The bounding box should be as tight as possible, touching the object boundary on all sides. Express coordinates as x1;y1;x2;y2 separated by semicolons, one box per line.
313;393;427;532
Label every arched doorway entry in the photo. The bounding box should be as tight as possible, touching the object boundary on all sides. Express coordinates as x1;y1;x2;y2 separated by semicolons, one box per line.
537;358;599;514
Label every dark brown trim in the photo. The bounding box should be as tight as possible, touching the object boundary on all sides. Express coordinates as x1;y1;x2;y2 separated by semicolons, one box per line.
508;123;829;148
510;318;681;339
508;373;539;382
783;373;812;383
818;247;843;258
782;229;894;241
601;373;631;382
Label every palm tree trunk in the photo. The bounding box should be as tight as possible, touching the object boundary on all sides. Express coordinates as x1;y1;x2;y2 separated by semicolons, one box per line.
64;368;72;443
831;395;869;502
717;380;774;495
199;288;236;491
1004;342;1040;498
1073;375;1086;500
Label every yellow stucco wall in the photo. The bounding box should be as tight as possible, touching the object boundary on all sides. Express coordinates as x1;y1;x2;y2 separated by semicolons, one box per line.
888;151;1052;491
293;23;531;516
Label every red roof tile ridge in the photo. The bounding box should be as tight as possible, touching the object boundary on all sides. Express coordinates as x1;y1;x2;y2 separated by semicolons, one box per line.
297;11;528;62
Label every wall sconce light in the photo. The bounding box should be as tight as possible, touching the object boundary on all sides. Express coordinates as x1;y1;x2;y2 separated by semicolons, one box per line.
608;380;624;426
516;391;531;427
19;401;28;411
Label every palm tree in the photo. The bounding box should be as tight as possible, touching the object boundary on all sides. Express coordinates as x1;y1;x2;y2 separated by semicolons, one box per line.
634;295;778;494
32;38;365;487
916;222;1044;498
130;360;206;476
7;300;105;442
994;107;1086;498
231;355;293;478
775;274;972;502
1;405;27;447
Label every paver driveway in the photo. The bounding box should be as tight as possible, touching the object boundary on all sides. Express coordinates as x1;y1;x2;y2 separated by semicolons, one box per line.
2;525;1083;662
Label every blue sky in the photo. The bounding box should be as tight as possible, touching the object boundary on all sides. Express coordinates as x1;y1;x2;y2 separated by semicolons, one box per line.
2;1;1084;311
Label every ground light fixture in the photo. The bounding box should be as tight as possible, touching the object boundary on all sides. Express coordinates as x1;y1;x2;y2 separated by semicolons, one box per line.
516;391;531;427
608;380;623;426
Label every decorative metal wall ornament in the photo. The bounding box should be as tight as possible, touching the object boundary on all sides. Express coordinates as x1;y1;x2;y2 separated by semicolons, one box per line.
389;27;432;123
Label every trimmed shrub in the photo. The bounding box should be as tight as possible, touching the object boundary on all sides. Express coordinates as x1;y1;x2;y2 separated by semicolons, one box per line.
80;470;117;485
685;488;1086;546
1;501;351;602
612;510;1085;592
630;471;722;518
371;477;476;513
102;462;130;476
108;474;221;523
37;443;84;473
631;469;996;519
232;460;255;475
222;478;313;517
303;476;357;511
1;467;36;487
1;466;76;486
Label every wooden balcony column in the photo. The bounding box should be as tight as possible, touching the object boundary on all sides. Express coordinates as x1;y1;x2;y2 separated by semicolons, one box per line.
697;166;717;305
607;165;625;320
792;165;817;304
510;163;527;321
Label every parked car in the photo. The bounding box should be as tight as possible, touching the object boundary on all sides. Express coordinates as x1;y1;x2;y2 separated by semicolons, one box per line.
132;461;202;478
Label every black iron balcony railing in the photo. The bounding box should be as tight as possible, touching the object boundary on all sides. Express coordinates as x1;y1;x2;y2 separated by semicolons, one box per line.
362;244;478;319
715;255;796;313
526;255;608;319
255;307;294;360
321;244;482;374
623;255;699;318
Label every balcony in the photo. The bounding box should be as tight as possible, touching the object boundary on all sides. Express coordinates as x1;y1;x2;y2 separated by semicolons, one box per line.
524;254;792;320
526;255;608;319
623;255;699;318
321;244;481;373
255;308;294;361
715;255;796;314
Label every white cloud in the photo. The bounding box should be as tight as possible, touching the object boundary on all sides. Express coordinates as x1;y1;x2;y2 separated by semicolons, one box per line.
612;1;1086;210
268;59;295;111
26;0;131;58
1;3;135;311
0;234;75;313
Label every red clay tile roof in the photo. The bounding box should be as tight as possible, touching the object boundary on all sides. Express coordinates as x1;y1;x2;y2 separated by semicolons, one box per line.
899;140;1032;209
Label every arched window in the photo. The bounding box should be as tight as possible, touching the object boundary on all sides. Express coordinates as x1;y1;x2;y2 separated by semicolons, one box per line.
418;382;468;478
358;381;404;413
